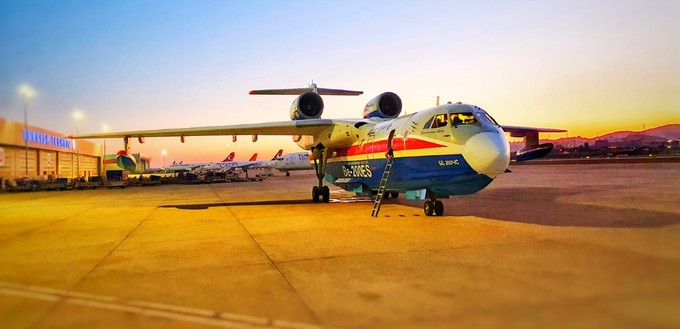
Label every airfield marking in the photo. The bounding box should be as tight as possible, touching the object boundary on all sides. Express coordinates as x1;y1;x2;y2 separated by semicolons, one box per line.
0;281;337;329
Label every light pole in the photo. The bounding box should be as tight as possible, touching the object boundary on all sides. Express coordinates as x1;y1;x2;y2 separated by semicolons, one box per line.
73;110;84;179
18;84;36;178
102;124;109;176
162;149;167;169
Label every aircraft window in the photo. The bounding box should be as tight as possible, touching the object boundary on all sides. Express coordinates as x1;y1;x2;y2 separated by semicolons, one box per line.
423;117;434;129
476;113;499;126
485;113;499;125
450;113;477;126
430;114;448;128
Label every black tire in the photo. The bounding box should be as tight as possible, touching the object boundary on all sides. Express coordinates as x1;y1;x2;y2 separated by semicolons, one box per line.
312;186;320;202
286;172;290;177
434;200;444;216
321;186;330;203
390;192;399;198
423;201;434;216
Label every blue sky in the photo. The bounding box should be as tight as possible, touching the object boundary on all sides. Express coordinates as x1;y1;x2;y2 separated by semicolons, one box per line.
1;0;679;163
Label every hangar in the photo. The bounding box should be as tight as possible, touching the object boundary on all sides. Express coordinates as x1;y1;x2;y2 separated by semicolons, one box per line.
0;118;150;181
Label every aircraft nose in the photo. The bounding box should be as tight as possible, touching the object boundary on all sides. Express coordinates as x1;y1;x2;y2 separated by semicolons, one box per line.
463;132;510;178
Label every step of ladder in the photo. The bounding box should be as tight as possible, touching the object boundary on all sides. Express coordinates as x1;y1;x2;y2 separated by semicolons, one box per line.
371;157;394;217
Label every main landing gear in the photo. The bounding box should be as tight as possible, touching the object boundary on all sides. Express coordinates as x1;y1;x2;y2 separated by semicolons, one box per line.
311;145;330;203
423;191;444;216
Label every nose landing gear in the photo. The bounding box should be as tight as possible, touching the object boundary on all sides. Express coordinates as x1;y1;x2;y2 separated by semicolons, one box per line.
423;191;444;216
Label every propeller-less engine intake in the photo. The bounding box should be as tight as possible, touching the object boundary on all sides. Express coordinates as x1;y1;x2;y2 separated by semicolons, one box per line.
290;91;324;120
362;92;402;119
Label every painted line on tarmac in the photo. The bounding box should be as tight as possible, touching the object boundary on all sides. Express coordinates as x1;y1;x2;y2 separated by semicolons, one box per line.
0;281;338;329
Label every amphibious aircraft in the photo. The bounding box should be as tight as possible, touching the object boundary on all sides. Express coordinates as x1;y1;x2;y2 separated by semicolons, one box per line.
72;83;564;216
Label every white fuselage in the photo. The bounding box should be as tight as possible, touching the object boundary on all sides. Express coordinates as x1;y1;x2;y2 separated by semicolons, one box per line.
265;152;313;173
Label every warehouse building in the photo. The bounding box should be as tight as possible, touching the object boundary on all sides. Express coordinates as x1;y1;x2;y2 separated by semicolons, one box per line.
0;117;150;181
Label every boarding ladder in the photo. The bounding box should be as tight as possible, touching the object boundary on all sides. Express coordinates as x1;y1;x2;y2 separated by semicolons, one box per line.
371;155;394;217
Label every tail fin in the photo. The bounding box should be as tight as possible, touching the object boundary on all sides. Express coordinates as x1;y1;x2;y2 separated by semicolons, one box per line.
249;153;258;161
249;83;363;96
222;152;235;162
271;149;283;160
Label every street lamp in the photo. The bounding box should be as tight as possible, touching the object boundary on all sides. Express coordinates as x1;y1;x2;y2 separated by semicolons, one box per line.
162;149;167;168
102;124;109;176
73;110;84;179
18;84;36;177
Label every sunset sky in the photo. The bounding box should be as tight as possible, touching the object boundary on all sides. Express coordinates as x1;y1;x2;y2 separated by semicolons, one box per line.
1;0;678;165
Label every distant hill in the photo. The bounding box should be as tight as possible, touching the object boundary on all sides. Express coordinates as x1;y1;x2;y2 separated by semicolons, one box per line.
509;124;680;151
597;124;680;141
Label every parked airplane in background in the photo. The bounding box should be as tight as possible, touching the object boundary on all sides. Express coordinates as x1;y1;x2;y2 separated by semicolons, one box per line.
202;153;259;172
72;83;564;216
265;152;313;176
166;152;234;172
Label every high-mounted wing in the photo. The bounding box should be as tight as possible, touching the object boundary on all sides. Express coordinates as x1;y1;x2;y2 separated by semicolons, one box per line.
70;119;335;139
501;125;567;161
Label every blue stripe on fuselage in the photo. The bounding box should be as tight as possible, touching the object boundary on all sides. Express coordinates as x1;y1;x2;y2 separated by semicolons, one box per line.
326;154;494;196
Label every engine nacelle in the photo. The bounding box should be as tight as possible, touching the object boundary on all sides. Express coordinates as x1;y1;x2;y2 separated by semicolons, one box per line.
115;150;137;172
516;143;554;162
362;92;402;119
290;92;324;120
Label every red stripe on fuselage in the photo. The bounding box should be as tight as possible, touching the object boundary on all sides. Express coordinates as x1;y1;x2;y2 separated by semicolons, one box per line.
334;137;445;157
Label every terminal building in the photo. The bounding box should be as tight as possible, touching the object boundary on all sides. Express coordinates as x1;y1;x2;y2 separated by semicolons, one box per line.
0;117;151;181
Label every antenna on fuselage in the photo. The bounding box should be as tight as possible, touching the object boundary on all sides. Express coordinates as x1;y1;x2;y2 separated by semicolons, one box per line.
436;96;440;106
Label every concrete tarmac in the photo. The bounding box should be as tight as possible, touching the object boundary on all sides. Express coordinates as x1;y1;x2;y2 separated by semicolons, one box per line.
1;163;679;329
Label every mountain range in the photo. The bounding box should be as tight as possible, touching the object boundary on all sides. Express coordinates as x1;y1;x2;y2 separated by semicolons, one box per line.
509;124;680;152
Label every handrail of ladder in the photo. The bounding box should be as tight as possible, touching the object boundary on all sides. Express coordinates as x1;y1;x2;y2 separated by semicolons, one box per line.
371;156;394;217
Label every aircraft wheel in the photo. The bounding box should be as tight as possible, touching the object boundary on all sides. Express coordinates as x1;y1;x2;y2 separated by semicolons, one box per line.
434;200;444;216
312;186;320;203
321;186;330;203
286;172;290;177
390;192;399;198
423;201;434;216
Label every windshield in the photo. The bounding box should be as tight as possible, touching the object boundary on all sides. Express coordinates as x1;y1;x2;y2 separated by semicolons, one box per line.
449;112;477;126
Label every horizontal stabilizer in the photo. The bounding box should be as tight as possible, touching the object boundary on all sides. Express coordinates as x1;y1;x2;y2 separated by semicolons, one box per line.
249;83;362;96
316;88;363;96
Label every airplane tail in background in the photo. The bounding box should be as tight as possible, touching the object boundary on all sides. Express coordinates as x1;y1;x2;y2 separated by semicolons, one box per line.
248;153;258;161
222;152;235;162
271;149;283;160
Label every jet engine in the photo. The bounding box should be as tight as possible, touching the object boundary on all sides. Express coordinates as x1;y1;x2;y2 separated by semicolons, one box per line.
290;91;324;120
362;92;402;119
115;150;137;172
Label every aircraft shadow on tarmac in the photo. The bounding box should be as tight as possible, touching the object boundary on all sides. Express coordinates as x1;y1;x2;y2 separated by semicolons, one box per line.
161;187;679;228
409;187;680;228
160;199;314;210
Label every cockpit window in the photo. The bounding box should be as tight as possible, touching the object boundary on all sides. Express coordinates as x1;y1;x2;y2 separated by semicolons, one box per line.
426;113;448;129
450;112;477;126
477;113;499;126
